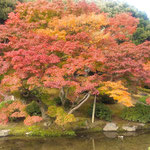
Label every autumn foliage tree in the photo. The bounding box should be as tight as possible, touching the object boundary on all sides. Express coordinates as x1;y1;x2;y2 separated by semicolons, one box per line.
0;0;150;120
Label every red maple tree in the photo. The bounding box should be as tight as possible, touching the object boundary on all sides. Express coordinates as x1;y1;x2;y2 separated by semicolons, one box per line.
0;0;149;118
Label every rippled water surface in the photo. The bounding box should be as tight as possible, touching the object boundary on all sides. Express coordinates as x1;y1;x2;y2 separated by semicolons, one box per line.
1;132;150;150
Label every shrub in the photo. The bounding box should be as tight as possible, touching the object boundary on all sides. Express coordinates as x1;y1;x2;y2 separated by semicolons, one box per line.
53;97;62;106
98;94;116;104
0;100;13;110
47;105;57;117
47;106;76;125
88;103;112;121
0;100;27;124
139;96;149;104
55;113;76;126
25;101;41;116
64;114;76;124
40;92;54;106
121;103;150;123
64;99;72;109
0;100;43;125
24;116;43;126
7;100;27;121
56;107;67;116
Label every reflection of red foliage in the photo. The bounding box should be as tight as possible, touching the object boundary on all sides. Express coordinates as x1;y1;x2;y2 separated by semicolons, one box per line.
24;116;43;126
146;97;150;105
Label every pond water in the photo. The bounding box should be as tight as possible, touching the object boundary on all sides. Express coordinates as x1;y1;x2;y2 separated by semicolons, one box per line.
0;131;150;150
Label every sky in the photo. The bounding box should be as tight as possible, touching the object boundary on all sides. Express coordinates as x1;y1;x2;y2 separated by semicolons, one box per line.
121;0;150;18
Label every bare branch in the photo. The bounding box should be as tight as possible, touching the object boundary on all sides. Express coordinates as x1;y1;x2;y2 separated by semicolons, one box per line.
68;93;90;114
77;93;89;105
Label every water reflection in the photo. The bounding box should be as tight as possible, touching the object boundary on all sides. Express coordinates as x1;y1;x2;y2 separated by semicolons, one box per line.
0;132;150;150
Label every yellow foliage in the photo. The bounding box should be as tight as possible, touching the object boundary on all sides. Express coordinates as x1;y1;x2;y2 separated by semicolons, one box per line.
143;61;150;71
55;113;76;126
36;28;66;40
64;114;76;124
54;107;76;126
47;105;57;117
48;13;108;32
56;107;67;116
47;106;76;126
16;1;59;23
36;13;109;42
91;31;110;44
99;81;133;107
55;115;65;126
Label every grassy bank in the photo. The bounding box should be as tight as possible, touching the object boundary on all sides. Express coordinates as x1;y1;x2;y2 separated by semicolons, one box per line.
0;123;76;137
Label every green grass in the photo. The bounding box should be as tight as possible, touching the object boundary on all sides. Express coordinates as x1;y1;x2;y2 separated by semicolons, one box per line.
139;95;149;104
6;124;76;137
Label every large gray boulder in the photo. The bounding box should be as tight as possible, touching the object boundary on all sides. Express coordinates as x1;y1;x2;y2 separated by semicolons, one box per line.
0;129;10;137
103;123;118;131
122;125;137;132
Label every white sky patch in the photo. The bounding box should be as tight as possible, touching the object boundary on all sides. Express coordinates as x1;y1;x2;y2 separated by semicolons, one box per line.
121;0;150;18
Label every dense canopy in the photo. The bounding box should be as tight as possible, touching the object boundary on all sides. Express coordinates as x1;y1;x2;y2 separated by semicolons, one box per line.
0;0;150;124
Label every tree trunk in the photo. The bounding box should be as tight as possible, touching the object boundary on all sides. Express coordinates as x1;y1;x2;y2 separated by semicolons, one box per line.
36;100;48;120
68;93;90;114
59;87;66;106
92;95;96;123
